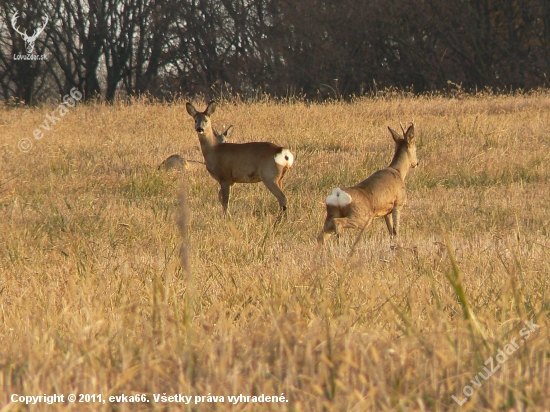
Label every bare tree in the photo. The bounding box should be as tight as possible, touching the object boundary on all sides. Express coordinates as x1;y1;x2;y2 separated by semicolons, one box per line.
1;0;550;102
0;1;51;103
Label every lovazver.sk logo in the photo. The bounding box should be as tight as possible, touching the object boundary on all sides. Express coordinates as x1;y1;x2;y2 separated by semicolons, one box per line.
11;11;48;60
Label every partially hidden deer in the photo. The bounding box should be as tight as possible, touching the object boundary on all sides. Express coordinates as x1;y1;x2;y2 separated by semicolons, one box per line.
318;124;418;244
186;101;295;213
159;125;234;171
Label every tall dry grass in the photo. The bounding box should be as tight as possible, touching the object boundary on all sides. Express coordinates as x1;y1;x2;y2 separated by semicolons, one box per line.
0;92;549;411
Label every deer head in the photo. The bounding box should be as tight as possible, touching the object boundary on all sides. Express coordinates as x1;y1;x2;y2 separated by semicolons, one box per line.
11;12;48;54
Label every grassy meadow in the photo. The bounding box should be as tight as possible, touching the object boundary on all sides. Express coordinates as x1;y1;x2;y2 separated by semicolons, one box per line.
0;92;549;411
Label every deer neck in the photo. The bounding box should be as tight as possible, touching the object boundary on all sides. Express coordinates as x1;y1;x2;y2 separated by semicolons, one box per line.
388;145;411;181
197;128;220;157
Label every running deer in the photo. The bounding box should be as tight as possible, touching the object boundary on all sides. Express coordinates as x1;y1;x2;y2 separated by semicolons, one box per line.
318;124;418;244
186;101;295;213
159;125;233;171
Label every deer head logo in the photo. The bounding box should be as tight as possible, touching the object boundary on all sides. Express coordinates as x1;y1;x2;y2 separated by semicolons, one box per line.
11;12;48;55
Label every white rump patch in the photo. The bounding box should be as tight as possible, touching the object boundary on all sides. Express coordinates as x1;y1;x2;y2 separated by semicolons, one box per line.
274;149;295;167
326;188;352;208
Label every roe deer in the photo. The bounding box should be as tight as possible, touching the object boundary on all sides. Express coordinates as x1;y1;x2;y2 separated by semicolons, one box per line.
186;101;294;213
214;124;234;143
318;124;418;244
159;125;234;170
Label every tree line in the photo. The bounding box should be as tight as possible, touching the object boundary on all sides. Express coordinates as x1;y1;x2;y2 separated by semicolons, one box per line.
1;0;549;104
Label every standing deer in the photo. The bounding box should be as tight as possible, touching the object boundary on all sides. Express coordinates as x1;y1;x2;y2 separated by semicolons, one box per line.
186;101;294;214
159;125;233;170
318;124;418;244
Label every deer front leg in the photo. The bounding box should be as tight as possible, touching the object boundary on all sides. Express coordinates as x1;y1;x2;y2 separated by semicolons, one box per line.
219;182;232;214
384;214;394;236
391;208;401;237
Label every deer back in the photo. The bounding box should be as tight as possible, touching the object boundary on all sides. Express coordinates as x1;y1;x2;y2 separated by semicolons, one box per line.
206;142;285;183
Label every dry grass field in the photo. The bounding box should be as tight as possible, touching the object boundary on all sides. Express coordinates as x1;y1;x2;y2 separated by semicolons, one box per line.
0;92;549;411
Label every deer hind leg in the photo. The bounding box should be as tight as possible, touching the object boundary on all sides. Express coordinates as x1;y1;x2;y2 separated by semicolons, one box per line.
318;216;337;244
219;182;232;214
277;167;288;188
261;177;288;211
319;215;370;244
333;217;369;232
317;231;330;244
324;216;373;245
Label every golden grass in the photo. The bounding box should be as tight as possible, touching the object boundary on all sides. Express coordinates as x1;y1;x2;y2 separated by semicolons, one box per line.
0;93;549;410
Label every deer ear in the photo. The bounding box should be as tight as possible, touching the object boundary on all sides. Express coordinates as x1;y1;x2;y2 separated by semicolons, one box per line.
224;125;234;138
205;100;216;116
186;102;197;117
388;127;401;143
404;124;415;143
